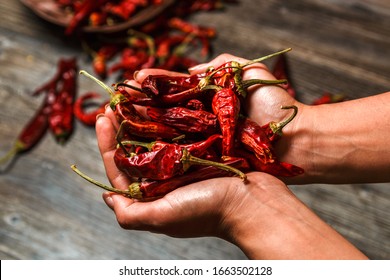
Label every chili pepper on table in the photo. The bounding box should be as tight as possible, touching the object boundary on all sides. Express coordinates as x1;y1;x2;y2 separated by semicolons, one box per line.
311;92;346;105
71;157;249;200
48;58;78;143
0;93;50;166
74;92;109;126
114;140;247;181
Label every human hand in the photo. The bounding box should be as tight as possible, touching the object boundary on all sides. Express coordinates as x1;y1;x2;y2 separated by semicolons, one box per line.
95;104;292;240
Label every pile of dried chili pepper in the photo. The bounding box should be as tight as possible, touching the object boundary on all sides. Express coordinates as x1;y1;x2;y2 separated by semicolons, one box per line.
0;58;78;167
72;48;305;200
70;0;238;126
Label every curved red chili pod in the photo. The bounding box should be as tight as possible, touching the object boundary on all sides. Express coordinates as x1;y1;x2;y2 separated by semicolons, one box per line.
74;92;108;126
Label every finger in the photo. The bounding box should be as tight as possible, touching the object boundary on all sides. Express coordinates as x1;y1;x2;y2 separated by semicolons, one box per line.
95;111;131;190
188;53;250;74
134;68;188;84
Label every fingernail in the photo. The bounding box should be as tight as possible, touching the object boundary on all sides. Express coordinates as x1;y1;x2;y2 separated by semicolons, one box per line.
133;70;139;80
103;192;114;209
96;113;105;121
188;63;207;72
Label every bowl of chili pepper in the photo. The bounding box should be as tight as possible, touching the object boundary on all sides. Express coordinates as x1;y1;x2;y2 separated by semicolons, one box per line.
20;0;176;35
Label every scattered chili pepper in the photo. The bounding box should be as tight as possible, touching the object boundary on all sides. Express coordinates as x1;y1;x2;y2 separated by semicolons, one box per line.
74;92;108;126
48;58;78;143
0;95;50;166
311;92;346;105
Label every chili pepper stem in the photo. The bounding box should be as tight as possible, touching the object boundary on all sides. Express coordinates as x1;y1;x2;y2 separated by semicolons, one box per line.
242;78;288;88
181;149;247;181
80;70;115;97
242;48;292;68
0;142;24;165
121;140;155;151
269;105;298;135
114;82;143;93
80;70;132;110
71;164;135;197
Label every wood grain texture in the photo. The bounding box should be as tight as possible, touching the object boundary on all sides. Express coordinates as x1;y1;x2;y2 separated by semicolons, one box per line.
0;0;389;259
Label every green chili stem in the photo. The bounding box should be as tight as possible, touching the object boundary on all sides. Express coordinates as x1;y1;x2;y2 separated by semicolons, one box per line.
181;149;247;181
243;78;288;88
242;48;292;68
270;105;298;134
71;164;133;197
79;70;115;97
121;140;155;151
114;82;143;93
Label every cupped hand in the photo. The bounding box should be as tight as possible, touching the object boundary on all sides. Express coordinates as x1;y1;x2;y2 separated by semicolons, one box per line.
94;53;305;239
95;102;292;240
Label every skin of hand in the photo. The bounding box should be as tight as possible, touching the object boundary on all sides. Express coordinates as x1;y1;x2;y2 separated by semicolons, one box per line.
95;53;369;259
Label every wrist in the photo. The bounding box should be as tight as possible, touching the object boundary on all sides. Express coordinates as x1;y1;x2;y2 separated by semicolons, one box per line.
219;173;367;259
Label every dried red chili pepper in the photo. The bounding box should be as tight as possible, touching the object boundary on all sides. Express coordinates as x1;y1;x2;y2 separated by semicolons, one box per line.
116;117;182;141
168;17;216;38
212;88;240;156
236;149;304;177
146;106;218;135
141;73;205;96
123;133;222;158
311;92;346;105
65;0;110;35
185;99;205;110
236;117;304;177
261;105;298;144
71;157;249;199
237;117;274;163
0;96;50;166
48;59;78;143
114;141;246;180
74;92;108;126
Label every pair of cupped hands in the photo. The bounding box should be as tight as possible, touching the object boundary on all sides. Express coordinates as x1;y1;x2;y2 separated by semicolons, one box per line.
95;53;315;254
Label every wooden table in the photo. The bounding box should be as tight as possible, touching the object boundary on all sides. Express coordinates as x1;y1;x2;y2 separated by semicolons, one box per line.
0;0;389;259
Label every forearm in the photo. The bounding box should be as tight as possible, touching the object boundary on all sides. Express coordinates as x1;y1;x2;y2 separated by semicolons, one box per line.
280;91;390;184
223;173;367;259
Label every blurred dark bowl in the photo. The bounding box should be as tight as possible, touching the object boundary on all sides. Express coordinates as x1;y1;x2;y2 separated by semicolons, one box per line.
20;0;176;34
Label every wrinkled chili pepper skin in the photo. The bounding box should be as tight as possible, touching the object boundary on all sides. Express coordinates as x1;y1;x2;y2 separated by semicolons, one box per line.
118;118;182;140
237;117;274;162
115;144;184;180
49;59;78;143
141;74;204;96
237;149;304;177
146;106;218;134
129;157;250;199
212;88;240;156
